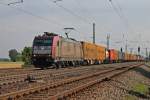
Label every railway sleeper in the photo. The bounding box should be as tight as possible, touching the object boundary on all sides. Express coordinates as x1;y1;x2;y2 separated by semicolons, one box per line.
0;63;143;99
49;63;143;100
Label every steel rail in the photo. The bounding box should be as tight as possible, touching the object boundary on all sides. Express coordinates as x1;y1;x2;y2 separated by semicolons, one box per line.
0;63;143;99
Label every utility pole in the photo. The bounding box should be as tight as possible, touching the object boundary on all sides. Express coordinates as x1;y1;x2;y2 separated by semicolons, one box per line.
107;34;110;50
149;51;150;60
120;47;123;52
138;46;140;60
146;48;148;58
138;46;140;56
93;23;95;44
125;39;127;53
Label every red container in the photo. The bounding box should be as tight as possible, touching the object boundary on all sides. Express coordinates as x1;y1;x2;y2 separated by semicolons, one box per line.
109;49;118;63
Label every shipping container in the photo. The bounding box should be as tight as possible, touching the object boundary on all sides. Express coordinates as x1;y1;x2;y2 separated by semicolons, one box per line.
96;45;106;63
118;51;124;62
81;42;106;64
124;52;129;61
109;49;118;63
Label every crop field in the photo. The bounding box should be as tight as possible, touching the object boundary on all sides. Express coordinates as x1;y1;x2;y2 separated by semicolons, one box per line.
0;62;24;69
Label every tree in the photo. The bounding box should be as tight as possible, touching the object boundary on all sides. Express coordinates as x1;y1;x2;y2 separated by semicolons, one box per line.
22;47;32;65
9;49;18;62
16;53;22;61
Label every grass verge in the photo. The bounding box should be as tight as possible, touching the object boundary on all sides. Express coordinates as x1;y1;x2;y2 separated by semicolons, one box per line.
133;83;149;94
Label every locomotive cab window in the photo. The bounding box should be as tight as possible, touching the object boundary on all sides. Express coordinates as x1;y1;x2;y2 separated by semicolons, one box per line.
33;38;53;46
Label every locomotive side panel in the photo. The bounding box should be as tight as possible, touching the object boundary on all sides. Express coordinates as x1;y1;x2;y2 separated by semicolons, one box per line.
57;38;83;61
75;42;83;60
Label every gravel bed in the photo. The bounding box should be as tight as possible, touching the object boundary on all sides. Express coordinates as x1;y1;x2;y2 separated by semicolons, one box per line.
68;64;150;100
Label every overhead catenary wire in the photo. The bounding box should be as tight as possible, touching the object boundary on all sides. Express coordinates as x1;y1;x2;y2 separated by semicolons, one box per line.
1;0;98;42
72;0;96;23
114;0;135;33
113;2;141;53
107;0;127;47
108;0;137;51
8;0;23;5
49;0;92;25
108;0;134;34
1;1;87;41
1;1;87;37
47;0;92;41
54;0;116;43
112;0;123;16
108;0;123;20
0;1;65;28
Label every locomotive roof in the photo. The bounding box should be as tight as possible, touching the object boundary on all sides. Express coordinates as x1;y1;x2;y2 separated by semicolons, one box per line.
35;32;59;39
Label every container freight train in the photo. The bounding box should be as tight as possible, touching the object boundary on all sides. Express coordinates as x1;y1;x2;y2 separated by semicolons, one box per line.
32;32;143;69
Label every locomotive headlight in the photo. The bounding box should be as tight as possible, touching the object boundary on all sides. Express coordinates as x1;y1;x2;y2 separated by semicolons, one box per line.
33;54;36;57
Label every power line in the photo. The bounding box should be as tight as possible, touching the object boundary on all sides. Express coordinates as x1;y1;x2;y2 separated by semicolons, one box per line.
0;1;93;41
112;0;123;15
46;0;93;41
72;0;96;23
108;0;137;52
49;0;92;25
0;2;64;28
114;0;135;33
8;0;23;5
49;0;98;42
108;0;134;33
109;0;123;20
108;0;129;41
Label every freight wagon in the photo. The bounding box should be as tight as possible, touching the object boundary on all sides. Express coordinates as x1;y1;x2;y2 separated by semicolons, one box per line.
124;52;130;62
81;41;106;65
109;49;119;63
118;51;125;62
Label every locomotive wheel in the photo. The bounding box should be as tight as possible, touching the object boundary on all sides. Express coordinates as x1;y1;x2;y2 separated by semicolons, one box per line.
65;61;69;67
61;62;65;68
41;66;46;70
72;61;76;67
52;63;59;69
75;61;79;67
58;62;62;68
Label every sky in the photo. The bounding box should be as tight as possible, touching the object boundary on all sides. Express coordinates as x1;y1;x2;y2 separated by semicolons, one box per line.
0;0;150;58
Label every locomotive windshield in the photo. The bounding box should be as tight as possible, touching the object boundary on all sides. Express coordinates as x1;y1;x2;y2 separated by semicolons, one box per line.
33;39;52;46
32;38;53;55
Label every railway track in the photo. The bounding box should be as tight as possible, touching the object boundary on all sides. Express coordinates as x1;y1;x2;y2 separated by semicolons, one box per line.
0;63;125;95
0;62;143;100
0;62;135;86
0;63;124;94
0;62;137;77
0;68;107;95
